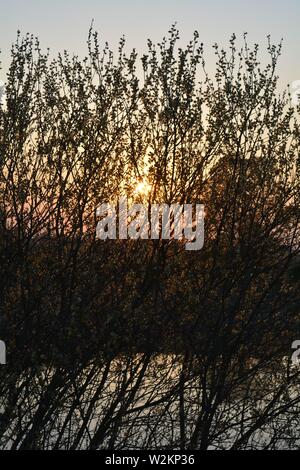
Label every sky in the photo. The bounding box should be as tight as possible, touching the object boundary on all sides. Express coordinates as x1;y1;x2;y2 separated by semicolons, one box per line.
0;0;299;89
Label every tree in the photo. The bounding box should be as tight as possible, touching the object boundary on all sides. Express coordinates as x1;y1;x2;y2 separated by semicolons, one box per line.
0;26;299;450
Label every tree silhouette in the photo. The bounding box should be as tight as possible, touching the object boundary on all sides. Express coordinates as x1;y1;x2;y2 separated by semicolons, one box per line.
0;26;299;450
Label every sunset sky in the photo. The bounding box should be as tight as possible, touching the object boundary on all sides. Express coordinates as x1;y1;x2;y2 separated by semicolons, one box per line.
0;0;299;89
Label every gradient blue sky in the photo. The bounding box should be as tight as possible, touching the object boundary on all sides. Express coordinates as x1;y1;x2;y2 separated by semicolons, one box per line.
0;0;299;88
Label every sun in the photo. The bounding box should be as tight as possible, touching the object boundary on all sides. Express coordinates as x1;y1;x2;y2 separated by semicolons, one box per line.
134;180;151;196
